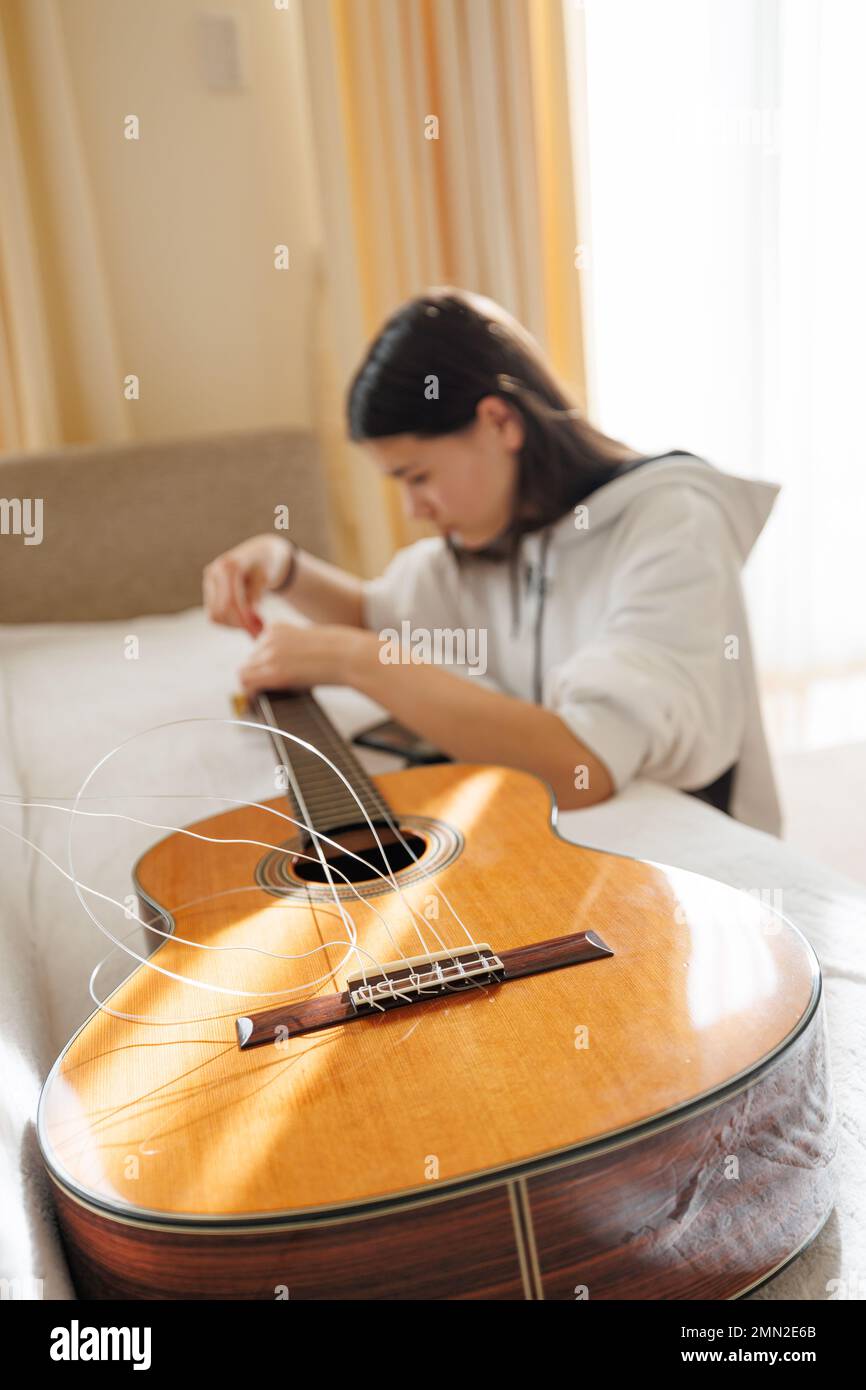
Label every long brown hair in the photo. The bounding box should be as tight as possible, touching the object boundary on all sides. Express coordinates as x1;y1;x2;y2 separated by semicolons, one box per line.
346;285;641;559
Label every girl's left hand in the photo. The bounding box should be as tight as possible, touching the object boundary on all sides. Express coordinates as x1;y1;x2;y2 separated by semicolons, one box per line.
238;623;371;695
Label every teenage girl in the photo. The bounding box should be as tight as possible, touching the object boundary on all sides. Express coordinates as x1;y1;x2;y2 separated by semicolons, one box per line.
203;287;780;833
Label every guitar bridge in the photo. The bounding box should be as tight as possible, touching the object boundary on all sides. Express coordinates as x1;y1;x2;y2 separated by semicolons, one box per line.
346;944;505;1011
235;930;614;1047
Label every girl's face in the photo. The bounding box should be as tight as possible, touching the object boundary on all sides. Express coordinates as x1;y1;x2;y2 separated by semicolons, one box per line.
364;396;523;549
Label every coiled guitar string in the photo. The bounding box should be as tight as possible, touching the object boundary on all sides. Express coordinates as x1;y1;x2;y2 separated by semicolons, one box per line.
71;715;481;967
2;796;491;1019
0;714;492;1027
0;813;407;1013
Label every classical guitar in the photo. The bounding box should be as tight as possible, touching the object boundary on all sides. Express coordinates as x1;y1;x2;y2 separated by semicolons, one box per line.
38;689;836;1300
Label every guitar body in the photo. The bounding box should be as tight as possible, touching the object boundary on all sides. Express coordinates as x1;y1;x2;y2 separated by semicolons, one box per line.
38;761;835;1300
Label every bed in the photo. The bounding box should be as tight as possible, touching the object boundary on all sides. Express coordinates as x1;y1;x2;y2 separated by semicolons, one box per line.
1;432;863;1301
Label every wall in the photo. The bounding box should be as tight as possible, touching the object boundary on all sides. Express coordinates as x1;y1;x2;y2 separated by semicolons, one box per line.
53;0;322;441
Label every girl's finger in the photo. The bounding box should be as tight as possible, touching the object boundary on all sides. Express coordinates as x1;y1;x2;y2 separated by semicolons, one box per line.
231;570;258;636
223;564;254;631
212;566;242;626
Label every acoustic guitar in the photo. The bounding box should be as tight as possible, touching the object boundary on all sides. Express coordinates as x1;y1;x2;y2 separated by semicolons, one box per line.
38;689;836;1300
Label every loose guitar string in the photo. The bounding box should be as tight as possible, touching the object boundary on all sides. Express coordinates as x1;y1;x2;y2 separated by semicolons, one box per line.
16;711;493;1159
3;709;491;1017
1;799;485;1018
65;713;482;1003
253;699;450;966
98;711;480;961
298;693;484;964
0;795;493;1022
206;704;489;980
64;917;436;1166
257;696;480;957
289;692;497;1000
0;713;491;1024
86;895;345;1027
24;800;428;972
0;816;388;1005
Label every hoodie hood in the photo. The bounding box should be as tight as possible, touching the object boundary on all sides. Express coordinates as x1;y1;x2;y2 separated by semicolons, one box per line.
545;452;781;566
507;450;782;711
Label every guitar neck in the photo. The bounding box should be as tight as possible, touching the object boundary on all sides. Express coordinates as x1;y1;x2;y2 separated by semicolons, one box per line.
249;689;395;844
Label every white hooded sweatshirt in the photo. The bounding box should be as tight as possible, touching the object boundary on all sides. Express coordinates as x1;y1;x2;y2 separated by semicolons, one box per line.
361;451;782;837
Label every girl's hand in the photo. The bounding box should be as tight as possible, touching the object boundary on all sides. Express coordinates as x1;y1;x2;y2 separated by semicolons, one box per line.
203;534;293;637
238;623;374;695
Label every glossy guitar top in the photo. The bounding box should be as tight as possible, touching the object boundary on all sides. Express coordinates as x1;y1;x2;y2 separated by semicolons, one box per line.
38;761;820;1227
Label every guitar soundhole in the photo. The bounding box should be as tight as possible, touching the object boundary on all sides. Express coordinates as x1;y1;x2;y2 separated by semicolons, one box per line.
255;814;463;902
292;831;428;885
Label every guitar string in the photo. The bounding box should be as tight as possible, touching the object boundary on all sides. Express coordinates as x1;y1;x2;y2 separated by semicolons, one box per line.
87;898;349;1028
3;790;447;967
271;693;393;821
67;924;445;1166
300;695;484;960
236;700;493;1005
0;815;494;1026
256;695;482;954
0;710;495;1028
249;695;372;993
3;812;491;1037
87;800;438;966
63;713;480;1005
3;707;487;967
110;710;485;964
0;714;495;1025
0;815;386;1002
89;870;493;1023
0;805;475;1020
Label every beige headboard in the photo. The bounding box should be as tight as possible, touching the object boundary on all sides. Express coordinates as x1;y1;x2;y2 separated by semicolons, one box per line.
0;427;334;623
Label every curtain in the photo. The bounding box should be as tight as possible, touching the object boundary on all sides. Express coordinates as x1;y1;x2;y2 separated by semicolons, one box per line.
0;0;129;452
0;0;593;580
573;0;866;743
299;0;591;576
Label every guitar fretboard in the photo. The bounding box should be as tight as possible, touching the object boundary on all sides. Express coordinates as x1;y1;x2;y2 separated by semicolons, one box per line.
251;690;394;842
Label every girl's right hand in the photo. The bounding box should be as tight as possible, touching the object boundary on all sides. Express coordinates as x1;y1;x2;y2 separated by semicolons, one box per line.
202;534;292;637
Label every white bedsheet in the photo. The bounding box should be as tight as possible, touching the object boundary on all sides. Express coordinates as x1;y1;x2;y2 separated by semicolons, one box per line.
1;605;863;1301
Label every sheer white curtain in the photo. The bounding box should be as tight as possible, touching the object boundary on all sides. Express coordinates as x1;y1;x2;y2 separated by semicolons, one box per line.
569;0;866;749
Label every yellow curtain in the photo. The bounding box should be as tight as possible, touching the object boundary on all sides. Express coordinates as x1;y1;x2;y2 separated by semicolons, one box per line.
0;0;591;575
0;0;129;452
300;0;591;577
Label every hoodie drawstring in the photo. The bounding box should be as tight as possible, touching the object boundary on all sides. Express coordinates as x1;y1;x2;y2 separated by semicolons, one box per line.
505;527;553;701
533;528;553;705
508;543;520;638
